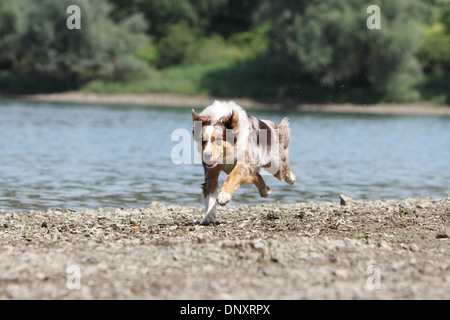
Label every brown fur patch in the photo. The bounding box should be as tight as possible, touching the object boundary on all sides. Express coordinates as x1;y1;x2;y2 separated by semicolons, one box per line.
257;120;272;149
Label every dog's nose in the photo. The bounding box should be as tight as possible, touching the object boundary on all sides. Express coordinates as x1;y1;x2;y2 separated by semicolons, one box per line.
203;151;212;159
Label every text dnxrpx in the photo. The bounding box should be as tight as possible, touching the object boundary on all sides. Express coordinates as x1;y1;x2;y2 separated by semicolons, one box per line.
180;304;270;317
225;304;270;315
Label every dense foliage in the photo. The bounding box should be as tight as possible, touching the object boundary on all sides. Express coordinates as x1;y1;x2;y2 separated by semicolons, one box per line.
0;0;449;103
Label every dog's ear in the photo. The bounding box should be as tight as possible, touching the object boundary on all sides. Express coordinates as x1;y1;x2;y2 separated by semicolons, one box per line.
192;109;201;122
220;109;239;130
192;109;210;124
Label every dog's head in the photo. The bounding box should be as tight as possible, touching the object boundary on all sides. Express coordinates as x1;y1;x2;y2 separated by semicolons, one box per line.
192;109;239;168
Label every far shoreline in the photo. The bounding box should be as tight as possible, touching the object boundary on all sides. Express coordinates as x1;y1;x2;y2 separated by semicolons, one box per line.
1;91;450;116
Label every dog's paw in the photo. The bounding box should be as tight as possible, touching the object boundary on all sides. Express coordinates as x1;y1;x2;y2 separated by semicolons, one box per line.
201;213;216;225
259;186;272;198
217;192;231;206
285;172;296;185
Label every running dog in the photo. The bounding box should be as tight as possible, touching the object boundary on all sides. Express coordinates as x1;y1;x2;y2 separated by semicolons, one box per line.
192;101;296;224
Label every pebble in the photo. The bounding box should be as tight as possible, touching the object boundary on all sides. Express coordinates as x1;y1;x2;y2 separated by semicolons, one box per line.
340;194;355;206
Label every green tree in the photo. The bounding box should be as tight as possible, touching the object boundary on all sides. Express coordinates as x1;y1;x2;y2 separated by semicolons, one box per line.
109;0;263;40
109;0;198;39
418;6;450;73
1;0;149;88
156;22;198;67
191;0;262;38
0;0;32;70
256;0;427;101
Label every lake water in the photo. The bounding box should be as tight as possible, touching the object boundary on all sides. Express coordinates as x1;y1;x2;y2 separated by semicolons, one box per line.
0;100;449;211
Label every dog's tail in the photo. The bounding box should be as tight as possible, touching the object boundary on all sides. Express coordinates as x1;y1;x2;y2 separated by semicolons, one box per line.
276;117;291;149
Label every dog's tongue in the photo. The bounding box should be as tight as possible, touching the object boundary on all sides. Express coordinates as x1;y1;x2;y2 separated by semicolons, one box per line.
205;161;217;167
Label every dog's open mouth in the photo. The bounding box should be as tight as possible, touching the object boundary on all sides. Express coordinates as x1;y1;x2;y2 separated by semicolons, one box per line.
203;154;222;168
204;161;218;168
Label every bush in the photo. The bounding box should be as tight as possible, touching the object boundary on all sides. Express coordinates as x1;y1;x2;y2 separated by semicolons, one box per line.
184;34;229;65
418;6;450;73
134;43;160;65
256;0;427;99
156;22;198;67
0;0;150;89
0;0;32;68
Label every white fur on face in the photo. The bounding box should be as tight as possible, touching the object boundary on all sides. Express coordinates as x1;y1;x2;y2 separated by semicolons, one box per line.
203;126;214;156
202;125;224;167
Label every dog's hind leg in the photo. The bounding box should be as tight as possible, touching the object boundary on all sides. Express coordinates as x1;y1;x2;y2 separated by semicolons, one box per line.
275;152;296;185
284;169;296;185
254;171;272;198
274;118;296;185
281;145;296;185
201;166;221;225
273;162;296;185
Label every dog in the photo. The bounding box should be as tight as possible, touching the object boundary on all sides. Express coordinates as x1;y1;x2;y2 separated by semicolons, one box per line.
192;100;296;224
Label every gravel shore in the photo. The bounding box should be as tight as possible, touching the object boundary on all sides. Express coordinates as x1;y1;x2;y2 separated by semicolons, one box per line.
0;197;449;299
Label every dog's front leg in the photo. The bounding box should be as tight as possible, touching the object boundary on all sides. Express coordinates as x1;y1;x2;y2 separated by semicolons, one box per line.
217;164;254;205
201;166;220;225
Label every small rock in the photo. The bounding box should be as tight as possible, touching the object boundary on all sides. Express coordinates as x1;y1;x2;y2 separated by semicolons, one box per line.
436;233;449;239
196;234;206;243
340;194;354;206
266;211;280;220
262;269;274;276
328;254;338;263
296;211;305;219
14;263;30;274
146;201;165;209
377;241;392;250
111;223;120;230
410;244;420;252
35;272;49;281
